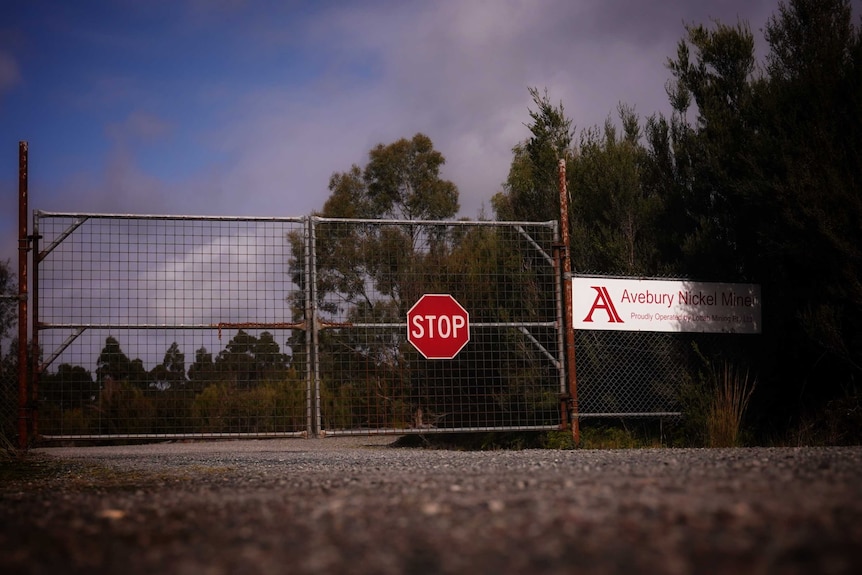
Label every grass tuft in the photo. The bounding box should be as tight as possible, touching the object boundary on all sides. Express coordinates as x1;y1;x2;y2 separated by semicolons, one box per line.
707;362;757;448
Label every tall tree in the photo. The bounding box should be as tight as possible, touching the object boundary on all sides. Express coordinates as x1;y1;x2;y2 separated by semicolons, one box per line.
496;91;665;275
188;346;217;389
666;18;762;280
758;0;862;398
251;331;290;379
291;133;460;319
323;133;459;221
663;0;862;420
151;342;186;388
96;336;132;385
493;87;573;223
285;135;462;428
214;330;290;388
569;105;663;275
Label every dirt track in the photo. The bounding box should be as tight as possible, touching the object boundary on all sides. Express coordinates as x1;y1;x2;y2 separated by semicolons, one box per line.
2;439;862;574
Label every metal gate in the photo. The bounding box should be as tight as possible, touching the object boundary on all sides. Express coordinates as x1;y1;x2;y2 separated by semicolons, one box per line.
308;217;564;435
30;212;565;440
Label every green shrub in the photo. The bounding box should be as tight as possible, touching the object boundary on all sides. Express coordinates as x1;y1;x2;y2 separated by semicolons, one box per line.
579;424;640;449
192;378;307;434
786;391;862;446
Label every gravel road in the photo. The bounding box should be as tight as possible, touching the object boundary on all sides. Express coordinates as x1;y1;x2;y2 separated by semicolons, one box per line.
2;439;862;574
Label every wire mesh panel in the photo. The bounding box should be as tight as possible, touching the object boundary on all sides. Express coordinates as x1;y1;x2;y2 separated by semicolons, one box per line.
575;330;688;417
0;329;17;447
34;212;309;440
309;217;565;435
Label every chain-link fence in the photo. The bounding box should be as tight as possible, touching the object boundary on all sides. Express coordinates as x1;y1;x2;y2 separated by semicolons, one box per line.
575;330;687;418
1;333;18;448
1;275;19;447
28;212;565;441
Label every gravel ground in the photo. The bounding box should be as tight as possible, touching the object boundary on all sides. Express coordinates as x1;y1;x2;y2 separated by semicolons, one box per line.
2;439;862;574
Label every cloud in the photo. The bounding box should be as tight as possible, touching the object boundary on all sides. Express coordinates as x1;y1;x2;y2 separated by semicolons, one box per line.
6;0;793;232
0;51;21;99
173;1;689;222
140;221;297;326
105;110;172;145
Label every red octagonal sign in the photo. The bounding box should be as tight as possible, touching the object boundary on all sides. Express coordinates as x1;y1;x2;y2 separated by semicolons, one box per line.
407;294;470;359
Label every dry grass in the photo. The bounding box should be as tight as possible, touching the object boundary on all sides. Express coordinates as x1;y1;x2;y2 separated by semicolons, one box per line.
707;362;757;447
0;429;18;461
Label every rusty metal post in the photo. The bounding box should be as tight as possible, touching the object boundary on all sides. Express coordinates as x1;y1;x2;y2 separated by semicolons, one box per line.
558;158;579;446
17;141;29;449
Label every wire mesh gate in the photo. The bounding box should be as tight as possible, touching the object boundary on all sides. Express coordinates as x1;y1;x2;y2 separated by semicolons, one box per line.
308;217;564;435
33;214;311;440
31;212;566;440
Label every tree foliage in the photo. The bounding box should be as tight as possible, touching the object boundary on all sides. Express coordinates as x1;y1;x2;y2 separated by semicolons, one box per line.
213;330;290;387
40;364;98;408
492;0;861;432
493;87;573;223
96;336;134;385
569;107;664;275
38;331;300;436
323;133;459;220
287;133;460;321
665;0;862;418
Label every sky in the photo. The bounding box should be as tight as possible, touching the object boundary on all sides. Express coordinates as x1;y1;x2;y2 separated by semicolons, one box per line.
0;0;808;268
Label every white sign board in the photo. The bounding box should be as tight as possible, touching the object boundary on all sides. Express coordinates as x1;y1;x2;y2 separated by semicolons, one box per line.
572;277;761;333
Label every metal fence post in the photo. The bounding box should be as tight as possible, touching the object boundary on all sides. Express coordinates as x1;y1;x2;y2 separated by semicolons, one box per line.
17;141;29;449
304;216;313;437
558;158;580;446
308;216;321;437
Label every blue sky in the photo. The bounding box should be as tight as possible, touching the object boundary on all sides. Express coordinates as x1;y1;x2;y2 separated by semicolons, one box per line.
1;0;827;266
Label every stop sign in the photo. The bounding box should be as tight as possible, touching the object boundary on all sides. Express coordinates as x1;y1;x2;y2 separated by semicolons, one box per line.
407;294;470;359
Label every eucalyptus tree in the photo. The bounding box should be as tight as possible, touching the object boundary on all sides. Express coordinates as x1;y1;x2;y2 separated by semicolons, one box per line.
289;133;459;320
95;336;133;385
284;134;462;428
213;330;290;388
187;346;217;390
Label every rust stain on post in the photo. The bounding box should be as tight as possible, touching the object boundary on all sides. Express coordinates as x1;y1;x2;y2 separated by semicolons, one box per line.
558;158;579;446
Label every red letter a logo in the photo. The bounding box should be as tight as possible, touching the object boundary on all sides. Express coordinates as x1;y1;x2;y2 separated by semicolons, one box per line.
583;286;623;323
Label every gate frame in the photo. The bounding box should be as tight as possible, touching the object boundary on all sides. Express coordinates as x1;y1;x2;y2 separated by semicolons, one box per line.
27;212;569;441
309;216;567;437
